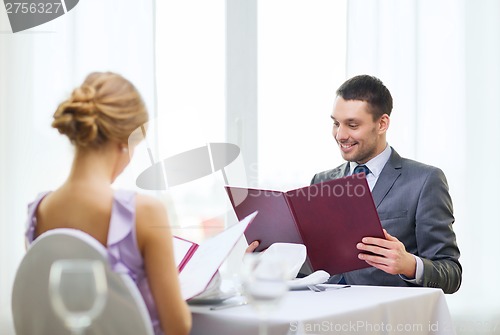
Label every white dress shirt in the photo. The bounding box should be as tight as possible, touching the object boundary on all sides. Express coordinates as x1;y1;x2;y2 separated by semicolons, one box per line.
347;144;392;191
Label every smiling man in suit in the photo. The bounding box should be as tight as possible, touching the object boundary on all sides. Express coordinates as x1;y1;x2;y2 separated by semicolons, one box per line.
310;74;461;293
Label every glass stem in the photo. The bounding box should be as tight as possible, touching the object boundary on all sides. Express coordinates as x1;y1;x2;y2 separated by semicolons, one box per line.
258;315;268;335
69;327;86;335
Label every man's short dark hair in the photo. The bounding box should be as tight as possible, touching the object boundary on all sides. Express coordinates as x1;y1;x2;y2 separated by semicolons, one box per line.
336;75;393;120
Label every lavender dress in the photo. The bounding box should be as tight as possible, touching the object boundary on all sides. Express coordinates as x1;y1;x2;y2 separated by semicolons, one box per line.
25;189;163;335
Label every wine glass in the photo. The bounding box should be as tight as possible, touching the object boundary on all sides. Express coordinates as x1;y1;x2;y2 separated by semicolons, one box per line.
49;259;108;335
241;253;289;335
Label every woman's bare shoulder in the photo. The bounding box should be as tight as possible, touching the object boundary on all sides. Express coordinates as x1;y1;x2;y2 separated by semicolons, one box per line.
135;194;171;251
135;194;168;220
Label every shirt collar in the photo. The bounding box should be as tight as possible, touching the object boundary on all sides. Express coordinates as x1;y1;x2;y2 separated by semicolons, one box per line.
349;144;392;178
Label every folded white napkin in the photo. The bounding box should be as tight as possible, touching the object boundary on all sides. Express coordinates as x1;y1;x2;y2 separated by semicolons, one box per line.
287;270;331;290
260;243;307;280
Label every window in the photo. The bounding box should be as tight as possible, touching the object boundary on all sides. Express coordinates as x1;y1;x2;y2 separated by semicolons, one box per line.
257;0;347;190
155;0;227;242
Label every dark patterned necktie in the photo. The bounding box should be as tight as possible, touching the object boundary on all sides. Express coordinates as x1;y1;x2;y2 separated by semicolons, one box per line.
353;164;370;176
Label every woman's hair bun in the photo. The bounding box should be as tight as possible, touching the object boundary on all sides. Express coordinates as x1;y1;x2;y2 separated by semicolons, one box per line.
72;84;97;103
52;72;148;148
52;84;99;147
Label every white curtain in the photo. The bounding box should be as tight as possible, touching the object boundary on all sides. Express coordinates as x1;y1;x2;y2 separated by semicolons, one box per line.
346;0;500;333
0;1;156;333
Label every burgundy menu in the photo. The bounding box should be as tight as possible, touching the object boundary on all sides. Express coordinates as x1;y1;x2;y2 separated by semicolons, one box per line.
225;174;385;275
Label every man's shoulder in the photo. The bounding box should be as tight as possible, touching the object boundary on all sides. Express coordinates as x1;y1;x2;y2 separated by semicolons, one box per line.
399;155;442;172
396;154;447;181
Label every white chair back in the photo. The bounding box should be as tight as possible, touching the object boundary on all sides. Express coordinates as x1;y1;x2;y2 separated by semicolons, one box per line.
11;228;154;335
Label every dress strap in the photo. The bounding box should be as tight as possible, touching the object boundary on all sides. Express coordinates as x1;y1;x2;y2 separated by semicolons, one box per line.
25;191;51;244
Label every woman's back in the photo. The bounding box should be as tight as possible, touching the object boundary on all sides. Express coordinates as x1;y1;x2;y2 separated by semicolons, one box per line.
34;184;114;246
27;186;170;334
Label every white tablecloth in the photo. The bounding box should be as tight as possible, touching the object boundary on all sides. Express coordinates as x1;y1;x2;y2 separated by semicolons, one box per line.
189;285;456;335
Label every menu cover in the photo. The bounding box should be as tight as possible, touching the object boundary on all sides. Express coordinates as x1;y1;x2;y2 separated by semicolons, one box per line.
176;212;258;300
173;236;199;272
225;174;384;275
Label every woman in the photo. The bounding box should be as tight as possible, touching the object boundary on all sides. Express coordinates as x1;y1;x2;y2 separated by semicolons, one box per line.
25;72;192;335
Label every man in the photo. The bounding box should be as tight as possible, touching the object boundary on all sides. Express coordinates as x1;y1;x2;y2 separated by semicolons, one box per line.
310;74;461;293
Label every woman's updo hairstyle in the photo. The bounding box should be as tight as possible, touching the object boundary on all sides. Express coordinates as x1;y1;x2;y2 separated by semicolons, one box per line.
52;72;148;148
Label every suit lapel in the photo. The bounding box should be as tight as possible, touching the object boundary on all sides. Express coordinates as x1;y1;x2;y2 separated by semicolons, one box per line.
372;148;402;208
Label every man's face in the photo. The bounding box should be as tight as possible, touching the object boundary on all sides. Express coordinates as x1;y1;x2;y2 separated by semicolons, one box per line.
331;97;389;164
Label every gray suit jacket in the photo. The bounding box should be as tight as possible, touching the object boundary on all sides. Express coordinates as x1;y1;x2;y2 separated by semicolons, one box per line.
311;148;462;293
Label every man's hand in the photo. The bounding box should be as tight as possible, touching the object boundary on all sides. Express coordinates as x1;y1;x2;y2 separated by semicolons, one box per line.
356;229;416;278
245;241;259;253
